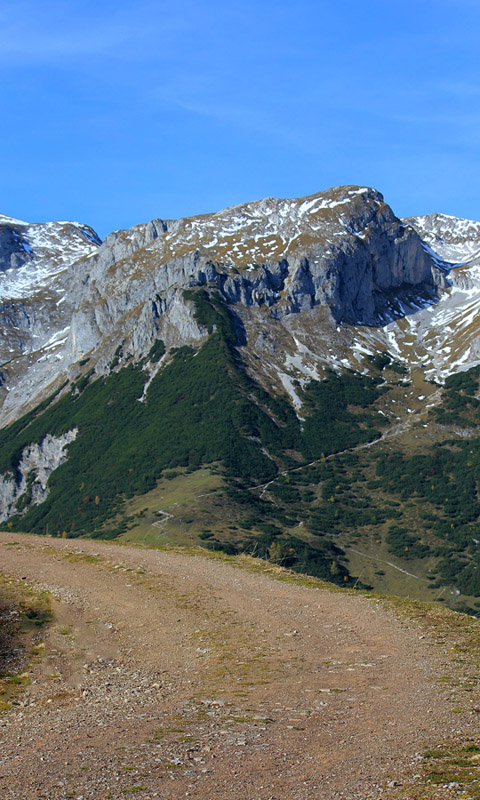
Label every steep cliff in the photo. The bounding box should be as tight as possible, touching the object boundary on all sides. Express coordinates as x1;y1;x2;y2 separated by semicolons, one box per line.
65;186;442;360
0;186;476;425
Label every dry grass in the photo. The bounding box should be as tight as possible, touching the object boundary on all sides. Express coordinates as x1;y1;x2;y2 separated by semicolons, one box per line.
0;573;53;709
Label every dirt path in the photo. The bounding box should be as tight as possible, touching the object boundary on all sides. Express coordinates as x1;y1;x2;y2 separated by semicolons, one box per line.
250;420;413;498
0;532;475;800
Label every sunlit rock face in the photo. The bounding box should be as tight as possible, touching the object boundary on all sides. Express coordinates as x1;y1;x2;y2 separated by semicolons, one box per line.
1;186;480;424
0;430;78;521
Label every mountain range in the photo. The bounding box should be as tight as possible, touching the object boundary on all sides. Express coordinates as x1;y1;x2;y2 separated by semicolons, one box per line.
2;186;480;614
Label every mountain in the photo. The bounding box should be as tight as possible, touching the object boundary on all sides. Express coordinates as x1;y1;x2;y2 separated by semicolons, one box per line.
3;187;480;614
0;214;101;423
0;186;447;423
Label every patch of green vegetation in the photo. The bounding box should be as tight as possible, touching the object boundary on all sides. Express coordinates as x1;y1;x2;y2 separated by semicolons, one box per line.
300;369;384;460
366;350;392;371
110;342;124;370
7;672;31;686
0;575;53;709
148;338;165;363
207;364;480;605
63;552;102;565
430;365;480;428
414;742;480;798
373;368;480;598
385;526;431;560
75;367;95;393
205;529;352;586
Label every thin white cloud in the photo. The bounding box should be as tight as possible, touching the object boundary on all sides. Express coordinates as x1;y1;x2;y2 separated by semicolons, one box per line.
437;80;480;98
0;1;194;64
154;84;337;159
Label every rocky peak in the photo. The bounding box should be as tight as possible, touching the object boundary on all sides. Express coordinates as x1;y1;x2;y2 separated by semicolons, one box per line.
0;216;101;301
405;212;480;265
69;184;441;332
97;218;167;269
0;186;471;425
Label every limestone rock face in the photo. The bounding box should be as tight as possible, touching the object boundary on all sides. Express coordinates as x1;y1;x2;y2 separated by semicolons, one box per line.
60;186;442;371
0;430;78;521
68;186;440;332
0;224;32;272
0;216;101;358
0;186;477;424
0;216;101;423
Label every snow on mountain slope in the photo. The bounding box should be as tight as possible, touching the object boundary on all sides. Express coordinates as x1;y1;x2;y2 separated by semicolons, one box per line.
235;209;480;399
159;186;376;266
406;213;480;265
94;186;432;285
93;186;379;274
362;214;480;382
63;186;440;369
300;216;480;386
0;215;28;225
0;218;101;299
0;216;101;424
1;189;480;427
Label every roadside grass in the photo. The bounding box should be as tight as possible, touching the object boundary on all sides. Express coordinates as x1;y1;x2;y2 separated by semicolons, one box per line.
0;573;53;710
419;743;480;798
376;595;480;799
63;552;102;565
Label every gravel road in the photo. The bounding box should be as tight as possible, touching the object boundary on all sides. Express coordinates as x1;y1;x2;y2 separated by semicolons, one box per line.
0;532;475;800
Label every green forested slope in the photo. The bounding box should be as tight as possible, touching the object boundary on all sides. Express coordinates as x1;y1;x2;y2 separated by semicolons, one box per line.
4;289;480;610
0;291;382;584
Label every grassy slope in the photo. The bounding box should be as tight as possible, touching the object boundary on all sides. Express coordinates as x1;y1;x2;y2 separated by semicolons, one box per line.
118;357;480;614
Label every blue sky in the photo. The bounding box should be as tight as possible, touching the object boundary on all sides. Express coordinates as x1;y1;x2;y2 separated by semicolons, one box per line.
2;0;479;237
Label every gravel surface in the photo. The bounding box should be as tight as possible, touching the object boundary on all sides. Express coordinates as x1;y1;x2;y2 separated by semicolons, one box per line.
0;532;476;800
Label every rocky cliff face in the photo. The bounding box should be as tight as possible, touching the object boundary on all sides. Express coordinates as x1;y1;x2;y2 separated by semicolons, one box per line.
0;430;78;521
0;215;101;424
58;186;445;379
0;215;101;355
67;186;442;345
0;187;478;424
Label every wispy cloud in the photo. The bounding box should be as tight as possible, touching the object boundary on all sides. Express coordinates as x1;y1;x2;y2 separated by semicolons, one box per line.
0;1;193;64
437;80;480;99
